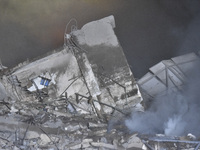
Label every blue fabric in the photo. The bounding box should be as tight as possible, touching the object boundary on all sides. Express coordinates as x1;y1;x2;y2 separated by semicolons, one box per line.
40;78;45;85
45;80;50;86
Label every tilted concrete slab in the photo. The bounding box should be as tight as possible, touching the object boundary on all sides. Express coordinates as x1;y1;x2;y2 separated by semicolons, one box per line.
138;52;200;98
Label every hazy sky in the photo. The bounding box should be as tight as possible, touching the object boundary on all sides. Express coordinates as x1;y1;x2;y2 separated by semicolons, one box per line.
0;0;200;78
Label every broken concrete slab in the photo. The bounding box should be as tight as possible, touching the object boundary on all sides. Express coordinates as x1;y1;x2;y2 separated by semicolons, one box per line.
64;124;80;132
88;122;107;128
38;134;51;145
91;142;117;150
138;52;200;98
122;134;144;149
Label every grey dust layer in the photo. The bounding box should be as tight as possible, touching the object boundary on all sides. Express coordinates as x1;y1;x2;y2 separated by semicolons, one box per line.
0;16;199;150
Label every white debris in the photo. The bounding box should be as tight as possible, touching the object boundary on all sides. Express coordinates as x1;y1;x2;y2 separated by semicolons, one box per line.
64;124;80;132
26;131;40;139
90;142;117;149
88;122;107;128
122;134;143;149
73;15;118;47
187;133;196;140
68;143;82;149
39;134;51;145
28;77;44;91
0;82;6;101
82;139;93;148
10;106;18;113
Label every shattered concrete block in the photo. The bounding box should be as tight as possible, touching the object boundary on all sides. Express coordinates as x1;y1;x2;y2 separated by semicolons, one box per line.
81;140;91;148
187;133;196;140
109;129;117;134
68;143;82;149
38;134;51;145
10;106;19;113
30;108;40;115
0;138;7;148
75;130;82;135
88;122;107;128
83;132;89;136
122;134;143;149
13;146;21;150
82;138;93;143
64;124;80;132
100;137;107;143
82;139;93;148
50;136;60;143
26;131;40;139
93;100;101;111
113;139;118;149
28;140;38;146
120;136;125;143
91;142;117;149
93;129;107;136
48;109;71;117
84;148;98;150
79;123;88;129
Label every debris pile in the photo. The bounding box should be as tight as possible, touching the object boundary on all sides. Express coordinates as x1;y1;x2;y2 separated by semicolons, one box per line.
1;15;199;150
0;16;145;149
0;96;148;150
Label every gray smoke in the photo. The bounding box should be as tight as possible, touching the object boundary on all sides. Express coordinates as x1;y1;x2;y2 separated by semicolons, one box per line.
125;0;200;136
125;60;200;137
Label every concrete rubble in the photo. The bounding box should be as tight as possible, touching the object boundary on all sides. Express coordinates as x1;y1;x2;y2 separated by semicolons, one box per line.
0;15;199;150
0;97;149;150
0;16;147;150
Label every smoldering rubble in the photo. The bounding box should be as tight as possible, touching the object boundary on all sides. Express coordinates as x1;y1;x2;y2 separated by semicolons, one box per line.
126;53;200;137
1;15;200;150
0;16;147;150
125;53;200;149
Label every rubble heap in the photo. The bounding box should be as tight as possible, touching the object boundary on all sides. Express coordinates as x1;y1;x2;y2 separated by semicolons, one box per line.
0;16;145;149
0;97;148;150
1;15;198;150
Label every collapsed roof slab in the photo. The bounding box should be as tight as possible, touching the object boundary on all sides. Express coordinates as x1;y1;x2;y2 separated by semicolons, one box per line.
171;52;200;76
138;52;200;99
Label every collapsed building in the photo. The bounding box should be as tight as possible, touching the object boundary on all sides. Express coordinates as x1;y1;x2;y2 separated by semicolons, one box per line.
0;16;145;150
1;15;200;150
8;15;142;116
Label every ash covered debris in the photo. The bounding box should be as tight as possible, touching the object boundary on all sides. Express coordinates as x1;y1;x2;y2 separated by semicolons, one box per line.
0;16;145;149
10;15;143;115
